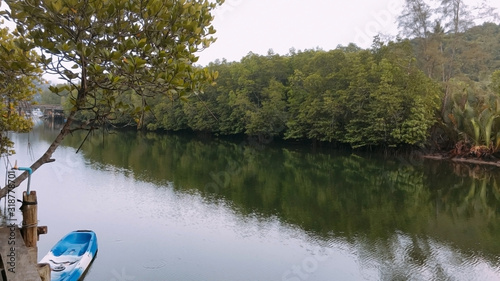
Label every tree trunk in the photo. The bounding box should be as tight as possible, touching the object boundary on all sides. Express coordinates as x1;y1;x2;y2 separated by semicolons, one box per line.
0;110;77;199
0;49;89;199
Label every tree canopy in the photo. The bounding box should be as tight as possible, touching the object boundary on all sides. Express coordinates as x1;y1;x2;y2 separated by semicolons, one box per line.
141;44;441;148
6;0;222;128
397;0;500;156
0;24;42;155
131;19;500;154
0;0;223;198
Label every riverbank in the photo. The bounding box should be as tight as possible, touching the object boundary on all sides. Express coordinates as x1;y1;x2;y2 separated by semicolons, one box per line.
423;154;500;168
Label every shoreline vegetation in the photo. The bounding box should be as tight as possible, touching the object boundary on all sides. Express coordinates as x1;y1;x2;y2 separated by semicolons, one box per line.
31;1;500;169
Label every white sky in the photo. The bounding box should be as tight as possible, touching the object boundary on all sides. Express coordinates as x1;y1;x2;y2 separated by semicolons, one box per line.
2;0;499;82
196;0;500;65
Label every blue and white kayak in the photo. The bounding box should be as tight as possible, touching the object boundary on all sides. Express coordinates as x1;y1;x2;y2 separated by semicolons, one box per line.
40;230;98;281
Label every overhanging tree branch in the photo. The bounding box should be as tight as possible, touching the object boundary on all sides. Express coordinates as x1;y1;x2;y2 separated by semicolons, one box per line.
0;0;223;199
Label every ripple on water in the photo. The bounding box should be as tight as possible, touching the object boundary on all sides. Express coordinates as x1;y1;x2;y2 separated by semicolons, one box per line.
342;232;500;281
142;259;167;270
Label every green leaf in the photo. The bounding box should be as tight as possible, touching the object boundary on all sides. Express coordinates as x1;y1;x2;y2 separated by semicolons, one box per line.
138;38;147;48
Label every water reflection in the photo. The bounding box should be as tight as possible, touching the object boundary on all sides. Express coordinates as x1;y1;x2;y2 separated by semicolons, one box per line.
22;123;500;280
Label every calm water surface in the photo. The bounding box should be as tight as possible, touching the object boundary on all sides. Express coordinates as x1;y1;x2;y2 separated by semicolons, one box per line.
3;120;500;281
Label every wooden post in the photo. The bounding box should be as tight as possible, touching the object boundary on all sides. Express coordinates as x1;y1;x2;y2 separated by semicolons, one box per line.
21;190;38;264
37;263;51;281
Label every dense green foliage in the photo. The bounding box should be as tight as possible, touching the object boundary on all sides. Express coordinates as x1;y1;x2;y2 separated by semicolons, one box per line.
143;43;441;148
398;0;500;155
0;25;42;154
5;0;223;131
141;20;500;152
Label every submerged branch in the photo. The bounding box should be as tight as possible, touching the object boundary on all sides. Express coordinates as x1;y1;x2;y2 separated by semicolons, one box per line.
423;154;500;168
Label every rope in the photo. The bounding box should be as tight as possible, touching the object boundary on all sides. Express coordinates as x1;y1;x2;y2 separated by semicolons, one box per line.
21;221;39;229
21;200;37;206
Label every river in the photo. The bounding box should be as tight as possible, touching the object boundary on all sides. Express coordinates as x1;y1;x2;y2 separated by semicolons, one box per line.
2;119;500;280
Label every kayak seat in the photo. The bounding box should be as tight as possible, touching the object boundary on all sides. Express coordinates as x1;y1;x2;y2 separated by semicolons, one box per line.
52;241;89;257
52;232;92;257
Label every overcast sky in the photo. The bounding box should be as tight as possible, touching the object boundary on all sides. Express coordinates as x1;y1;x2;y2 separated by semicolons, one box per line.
196;0;500;65
2;0;499;82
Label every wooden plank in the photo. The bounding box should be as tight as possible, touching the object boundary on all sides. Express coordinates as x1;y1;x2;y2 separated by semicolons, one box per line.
37;264;50;281
0;227;41;281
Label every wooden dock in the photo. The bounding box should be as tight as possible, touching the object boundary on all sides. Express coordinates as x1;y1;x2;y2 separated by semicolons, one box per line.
0;191;49;281
0;226;41;281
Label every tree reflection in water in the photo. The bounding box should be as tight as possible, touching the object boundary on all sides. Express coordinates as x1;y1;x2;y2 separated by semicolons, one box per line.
33;125;500;280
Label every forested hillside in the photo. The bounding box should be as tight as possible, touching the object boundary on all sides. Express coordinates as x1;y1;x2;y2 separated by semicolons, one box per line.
144;43;441;148
53;0;500;155
128;21;500;153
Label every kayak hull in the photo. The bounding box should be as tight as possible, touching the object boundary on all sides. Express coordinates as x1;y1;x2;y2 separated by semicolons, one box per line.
40;230;98;281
